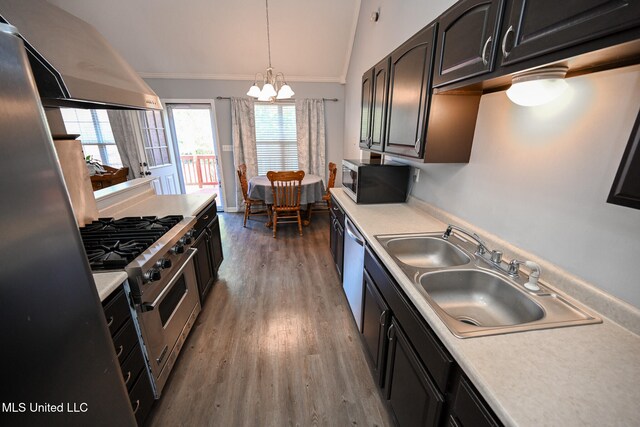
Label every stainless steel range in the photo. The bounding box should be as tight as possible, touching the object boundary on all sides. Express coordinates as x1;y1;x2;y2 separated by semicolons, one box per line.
80;215;201;397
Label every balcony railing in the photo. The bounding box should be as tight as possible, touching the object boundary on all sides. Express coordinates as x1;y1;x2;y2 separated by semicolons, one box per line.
180;155;219;188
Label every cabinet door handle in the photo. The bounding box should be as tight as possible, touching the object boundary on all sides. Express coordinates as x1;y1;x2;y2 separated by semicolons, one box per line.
379;310;387;326
502;25;515;58
481;36;492;66
123;371;132;386
132;399;141;414
203;215;209;221
387;323;395;341
106;316;114;327
115;345;124;358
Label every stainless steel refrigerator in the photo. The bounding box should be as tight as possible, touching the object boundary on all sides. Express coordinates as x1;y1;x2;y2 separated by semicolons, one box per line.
0;23;135;426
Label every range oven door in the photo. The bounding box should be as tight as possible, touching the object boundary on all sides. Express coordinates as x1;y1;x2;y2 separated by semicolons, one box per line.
137;248;201;396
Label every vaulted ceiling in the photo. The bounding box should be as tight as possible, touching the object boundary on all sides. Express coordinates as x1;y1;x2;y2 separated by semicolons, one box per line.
48;0;360;83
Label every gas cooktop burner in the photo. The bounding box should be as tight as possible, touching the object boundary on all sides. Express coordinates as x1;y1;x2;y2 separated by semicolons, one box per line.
82;215;183;232
79;215;184;271
85;239;152;269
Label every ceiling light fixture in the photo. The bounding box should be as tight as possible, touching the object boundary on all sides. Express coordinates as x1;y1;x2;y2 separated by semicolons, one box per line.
506;66;569;107
247;0;294;102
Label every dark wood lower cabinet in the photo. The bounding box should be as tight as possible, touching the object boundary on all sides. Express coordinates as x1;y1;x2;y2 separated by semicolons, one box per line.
359;243;502;427
193;203;224;304
385;317;444;427
362;270;390;386
449;375;501;427
193;229;215;303
329;196;345;280
102;285;154;426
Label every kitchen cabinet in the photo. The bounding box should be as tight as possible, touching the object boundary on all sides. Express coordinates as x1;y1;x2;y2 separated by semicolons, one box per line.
329;195;345;280
194;200;224;304
102;284;154;426
385;317;445;427
361;245;501;427
362;269;390;386
499;0;640;67
608;109;640;210
448;374;501;427
433;0;505;87
193;229;215;303
361;58;390;152
359;68;374;148
384;24;436;159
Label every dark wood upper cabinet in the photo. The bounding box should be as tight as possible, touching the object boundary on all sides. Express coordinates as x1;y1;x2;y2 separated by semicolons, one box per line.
369;57;390;152
359;68;374;148
433;0;505;87
385;24;437;159
608;109;640;210
499;0;640;67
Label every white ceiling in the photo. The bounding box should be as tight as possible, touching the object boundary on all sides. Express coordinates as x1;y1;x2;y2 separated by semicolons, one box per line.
48;0;360;83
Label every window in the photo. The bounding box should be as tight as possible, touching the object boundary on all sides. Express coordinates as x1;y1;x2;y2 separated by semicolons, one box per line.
254;103;297;175
60;109;122;167
139;110;172;167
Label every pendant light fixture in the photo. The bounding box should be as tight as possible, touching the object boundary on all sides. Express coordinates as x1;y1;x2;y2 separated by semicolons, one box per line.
506;66;569;107
247;0;295;102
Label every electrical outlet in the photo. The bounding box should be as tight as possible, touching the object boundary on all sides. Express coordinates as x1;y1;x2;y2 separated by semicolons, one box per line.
413;168;420;183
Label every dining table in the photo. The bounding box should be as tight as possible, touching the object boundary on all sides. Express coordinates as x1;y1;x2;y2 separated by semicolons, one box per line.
248;174;325;226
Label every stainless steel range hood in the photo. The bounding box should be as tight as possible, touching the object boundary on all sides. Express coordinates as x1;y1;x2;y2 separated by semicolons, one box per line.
0;0;160;110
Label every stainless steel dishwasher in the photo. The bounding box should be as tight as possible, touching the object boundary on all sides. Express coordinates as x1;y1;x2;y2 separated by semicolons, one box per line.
343;217;365;331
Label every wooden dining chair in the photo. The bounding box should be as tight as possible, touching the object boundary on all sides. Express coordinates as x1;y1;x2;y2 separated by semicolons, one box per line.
266;170;305;238
237;164;267;227
309;162;338;221
322;162;338;209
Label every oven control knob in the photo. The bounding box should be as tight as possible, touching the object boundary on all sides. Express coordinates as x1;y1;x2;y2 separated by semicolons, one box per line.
144;268;161;282
180;236;193;245
171;243;185;254
155;258;172;269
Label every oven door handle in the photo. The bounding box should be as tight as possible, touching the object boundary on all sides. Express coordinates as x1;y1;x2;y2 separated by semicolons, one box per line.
141;248;198;312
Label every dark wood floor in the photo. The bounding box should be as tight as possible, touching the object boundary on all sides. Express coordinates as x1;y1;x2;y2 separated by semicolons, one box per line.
147;212;392;427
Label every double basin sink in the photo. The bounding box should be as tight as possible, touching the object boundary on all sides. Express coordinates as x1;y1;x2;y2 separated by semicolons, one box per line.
375;232;601;338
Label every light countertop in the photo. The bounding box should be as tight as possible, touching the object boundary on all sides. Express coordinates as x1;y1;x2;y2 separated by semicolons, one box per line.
331;188;640;427
93;271;128;302
99;193;216;218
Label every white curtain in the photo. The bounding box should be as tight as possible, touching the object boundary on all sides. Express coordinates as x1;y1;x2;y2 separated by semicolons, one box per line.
231;97;258;208
107;110;141;180
296;99;326;179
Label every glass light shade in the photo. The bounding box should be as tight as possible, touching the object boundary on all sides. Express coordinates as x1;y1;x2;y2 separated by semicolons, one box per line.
261;83;277;98
276;84;295;99
247;84;261;97
506;67;569;107
257;89;272;102
506;78;568;107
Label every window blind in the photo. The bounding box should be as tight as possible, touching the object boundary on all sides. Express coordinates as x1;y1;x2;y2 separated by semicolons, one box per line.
254;103;298;175
60;108;122;167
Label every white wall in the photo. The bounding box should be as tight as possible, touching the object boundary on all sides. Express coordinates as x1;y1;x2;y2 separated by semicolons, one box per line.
145;79;345;209
345;0;640;308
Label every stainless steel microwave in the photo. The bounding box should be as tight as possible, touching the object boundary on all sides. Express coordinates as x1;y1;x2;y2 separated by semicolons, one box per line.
342;159;410;204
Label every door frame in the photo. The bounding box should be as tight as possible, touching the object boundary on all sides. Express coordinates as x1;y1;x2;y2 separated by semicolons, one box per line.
131;110;181;194
161;99;229;210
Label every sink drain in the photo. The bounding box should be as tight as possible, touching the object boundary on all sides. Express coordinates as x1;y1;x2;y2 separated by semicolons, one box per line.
456;316;481;327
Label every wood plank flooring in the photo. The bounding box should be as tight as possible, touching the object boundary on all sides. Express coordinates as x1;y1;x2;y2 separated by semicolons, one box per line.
147;212;392;427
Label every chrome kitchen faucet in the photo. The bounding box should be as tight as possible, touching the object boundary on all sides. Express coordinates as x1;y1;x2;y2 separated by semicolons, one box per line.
443;224;541;289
